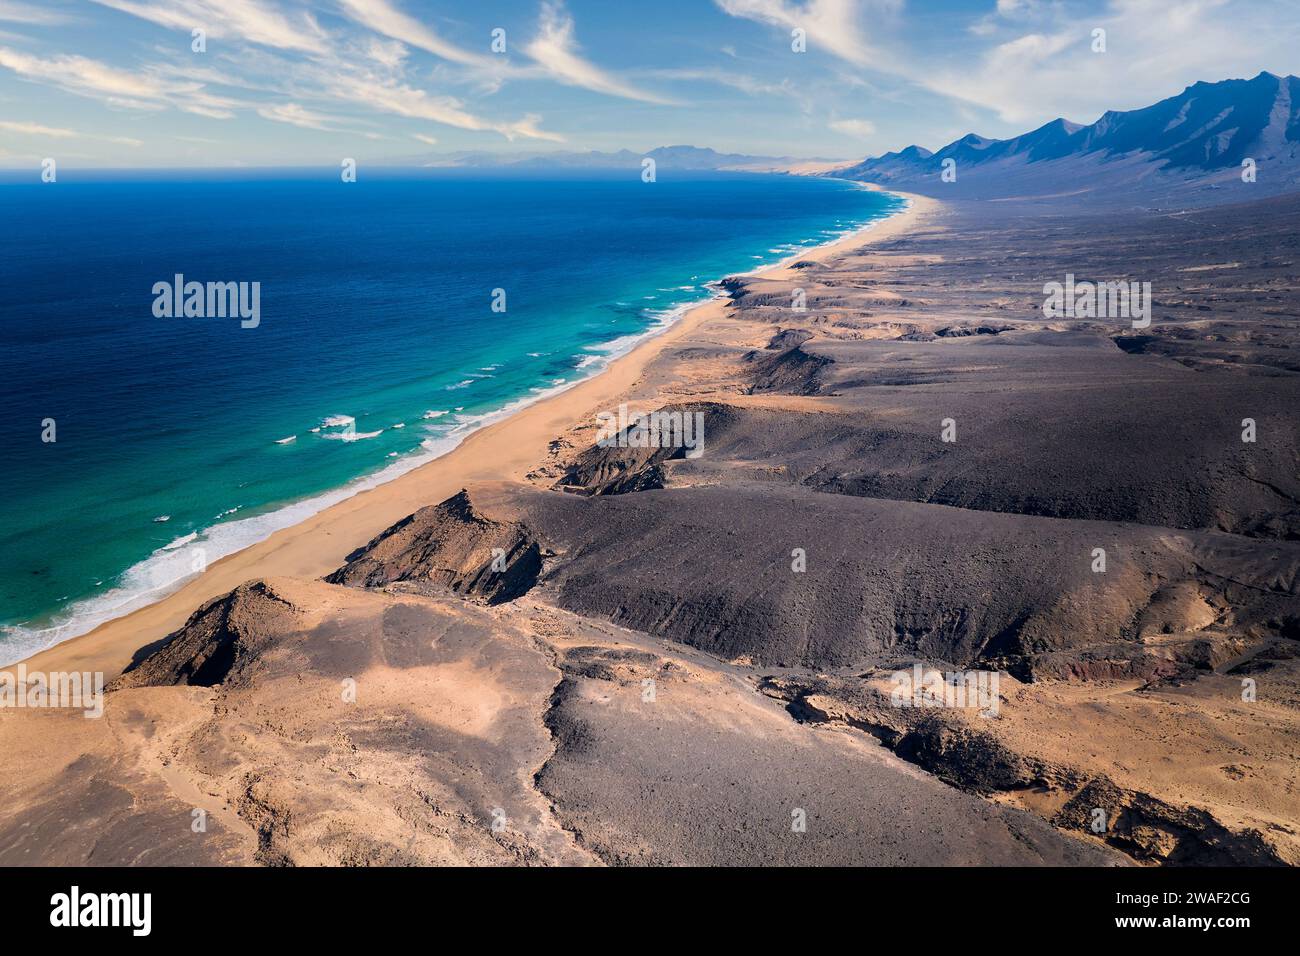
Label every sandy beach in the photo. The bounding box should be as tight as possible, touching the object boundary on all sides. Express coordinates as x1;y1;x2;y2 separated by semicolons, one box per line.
18;190;936;681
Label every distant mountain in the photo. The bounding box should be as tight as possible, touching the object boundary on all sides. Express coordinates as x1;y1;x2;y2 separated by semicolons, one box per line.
384;144;835;173
840;73;1300;204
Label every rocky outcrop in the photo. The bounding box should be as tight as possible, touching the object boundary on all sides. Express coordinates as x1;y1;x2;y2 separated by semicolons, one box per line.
327;489;544;604
765;328;814;350
110;579;305;689
1054;779;1290;866
553;402;726;496
744;343;831;395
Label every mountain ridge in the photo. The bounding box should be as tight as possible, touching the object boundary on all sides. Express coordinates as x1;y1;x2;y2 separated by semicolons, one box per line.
839;72;1300;202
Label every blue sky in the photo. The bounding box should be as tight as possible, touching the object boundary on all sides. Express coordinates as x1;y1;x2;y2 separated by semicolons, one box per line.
0;0;1297;167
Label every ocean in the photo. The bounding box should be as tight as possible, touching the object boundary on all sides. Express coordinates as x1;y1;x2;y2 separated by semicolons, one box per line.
0;168;904;665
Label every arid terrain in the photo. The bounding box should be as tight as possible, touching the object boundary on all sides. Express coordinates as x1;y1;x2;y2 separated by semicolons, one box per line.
3;189;1298;866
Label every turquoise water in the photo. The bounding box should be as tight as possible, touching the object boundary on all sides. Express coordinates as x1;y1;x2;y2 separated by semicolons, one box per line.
0;169;904;663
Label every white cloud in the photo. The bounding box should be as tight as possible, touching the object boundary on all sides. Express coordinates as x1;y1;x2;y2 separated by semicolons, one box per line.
0;0;70;25
336;0;490;68
90;0;329;54
714;0;901;68
921;0;1300;126
525;1;675;105
0;118;141;146
412;133;438;145
324;72;564;142
0;119;75;136
0;46;241;116
257;101;343;130
0;46;161;103
829;118;877;138
364;36;409;71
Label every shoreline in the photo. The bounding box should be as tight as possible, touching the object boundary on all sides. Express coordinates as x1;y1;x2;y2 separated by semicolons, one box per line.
15;189;935;679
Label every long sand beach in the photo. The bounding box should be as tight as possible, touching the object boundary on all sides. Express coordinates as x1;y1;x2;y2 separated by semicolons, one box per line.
17;190;936;680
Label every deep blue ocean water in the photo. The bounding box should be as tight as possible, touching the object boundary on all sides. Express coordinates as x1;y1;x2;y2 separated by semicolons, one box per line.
0;169;903;664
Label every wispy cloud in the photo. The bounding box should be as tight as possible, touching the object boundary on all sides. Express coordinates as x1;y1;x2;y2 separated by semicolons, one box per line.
90;0;328;54
525;1;675;105
0;118;142;146
0;45;240;116
1;4;565;144
713;0;900;68
0;118;76;136
363;36;409;71
921;0;1300;125
0;0;71;25
335;0;492;68
0;46;159;106
257;101;344;131
323;71;564;142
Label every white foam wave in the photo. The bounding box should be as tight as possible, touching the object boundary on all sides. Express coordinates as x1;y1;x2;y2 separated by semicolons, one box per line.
321;428;383;442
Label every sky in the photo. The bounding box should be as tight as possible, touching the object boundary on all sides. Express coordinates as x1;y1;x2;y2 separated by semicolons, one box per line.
0;0;1297;167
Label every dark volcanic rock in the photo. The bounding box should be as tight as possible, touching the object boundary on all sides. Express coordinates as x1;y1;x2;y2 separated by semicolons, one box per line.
365;485;1300;672
554;402;731;496
765;328;815;350
327;489;544;603
744;343;831;395
111;580;304;689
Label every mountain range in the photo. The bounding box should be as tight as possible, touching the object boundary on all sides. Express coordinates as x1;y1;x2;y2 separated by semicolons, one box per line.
382;144;832;173
839;72;1300;204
